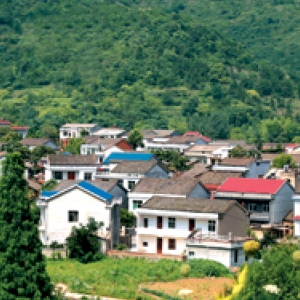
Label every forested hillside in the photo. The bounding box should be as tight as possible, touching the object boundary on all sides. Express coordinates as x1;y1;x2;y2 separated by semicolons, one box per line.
1;0;300;142
123;0;300;76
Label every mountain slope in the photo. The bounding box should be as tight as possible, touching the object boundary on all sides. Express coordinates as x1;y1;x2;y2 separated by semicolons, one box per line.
0;0;299;141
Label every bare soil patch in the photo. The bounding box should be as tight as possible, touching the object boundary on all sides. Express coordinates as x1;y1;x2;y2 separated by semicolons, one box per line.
142;277;233;300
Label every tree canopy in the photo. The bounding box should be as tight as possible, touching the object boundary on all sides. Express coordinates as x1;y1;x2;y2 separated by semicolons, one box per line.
0;152;54;299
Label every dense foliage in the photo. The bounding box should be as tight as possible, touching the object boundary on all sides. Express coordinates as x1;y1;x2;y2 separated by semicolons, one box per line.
235;244;300;299
120;208;135;228
66;218;104;263
1;0;300;142
0;153;54;299
47;257;231;298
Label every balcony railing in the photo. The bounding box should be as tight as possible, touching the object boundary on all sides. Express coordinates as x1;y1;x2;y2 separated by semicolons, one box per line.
250;212;270;220
186;233;250;244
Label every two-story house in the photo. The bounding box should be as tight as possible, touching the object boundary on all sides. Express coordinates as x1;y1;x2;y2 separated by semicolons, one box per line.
128;177;209;214
97;160;170;191
44;154;99;181
37;180;121;248
59;123;100;147
215;178;294;224
212;157;271;178
136;197;250;267
80;137;132;162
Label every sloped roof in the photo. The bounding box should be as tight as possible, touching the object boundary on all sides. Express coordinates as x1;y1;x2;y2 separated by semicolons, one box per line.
41;180;113;201
283;210;294;222
27;179;42;191
21;138;51;147
48;154;97;165
111;160;161;174
166;136;200;144
198;171;244;186
132;177;206;195
61;123;98;128
180;163;209;178
141;196;240;214
55;179;119;192
217;178;286;194
261;153;279;162
220;157;255;166
104;152;153;164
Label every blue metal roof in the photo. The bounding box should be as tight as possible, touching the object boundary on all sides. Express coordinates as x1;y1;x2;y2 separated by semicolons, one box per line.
78;181;113;201
104;152;153;164
41;191;58;198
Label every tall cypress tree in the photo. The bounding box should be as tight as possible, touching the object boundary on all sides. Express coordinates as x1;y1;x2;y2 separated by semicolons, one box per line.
0;153;55;299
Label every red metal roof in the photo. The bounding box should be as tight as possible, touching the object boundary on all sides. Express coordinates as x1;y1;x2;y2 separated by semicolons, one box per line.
11;126;29;130
217;178;285;194
294;215;300;221
184;131;201;137
201;135;211;141
0;119;11;125
286;143;299;149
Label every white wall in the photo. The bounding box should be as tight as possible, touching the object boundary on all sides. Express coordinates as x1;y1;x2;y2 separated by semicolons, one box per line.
43;188;111;245
294;199;300;236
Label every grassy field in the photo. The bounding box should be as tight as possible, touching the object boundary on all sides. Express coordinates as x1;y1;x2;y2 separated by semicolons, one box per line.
47;257;232;299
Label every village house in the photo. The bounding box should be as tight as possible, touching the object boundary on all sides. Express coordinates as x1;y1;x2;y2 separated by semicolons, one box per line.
135;197;250;267
80;137;132;162
21;138;59;151
183;131;211;143
96;160;170;191
91;127;127;138
184;144;234;165
215;178;294;225
11;126;29;138
37;180;121;248
128;177;209;214
44;154;99;181
212;157;270;178
51;179;128;208
264;166;300;188
59;123;100;147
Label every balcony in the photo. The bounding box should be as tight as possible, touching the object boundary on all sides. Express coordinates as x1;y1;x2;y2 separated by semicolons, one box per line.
136;227;189;238
250;212;270;222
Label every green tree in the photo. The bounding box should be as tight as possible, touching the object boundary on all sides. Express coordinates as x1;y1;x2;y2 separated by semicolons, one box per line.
127;129;144;150
272;153;297;168
229;145;248;158
1;130;22;143
41;125;58;140
64;137;85;154
66;218;104;263
30;145;56;169
120;208;135;227
0;152;55;299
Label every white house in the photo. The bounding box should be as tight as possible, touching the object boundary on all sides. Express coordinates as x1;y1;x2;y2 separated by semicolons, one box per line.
37;180;121;247
128;177;209;214
96;160;170;191
293;191;300;237
136;196;250;267
11;126;29;138
44;154;99;181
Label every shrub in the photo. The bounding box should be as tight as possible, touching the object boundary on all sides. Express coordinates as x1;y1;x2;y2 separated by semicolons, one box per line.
188;259;231;277
244;240;260;257
115;243;128;251
292;250;300;264
180;263;191;277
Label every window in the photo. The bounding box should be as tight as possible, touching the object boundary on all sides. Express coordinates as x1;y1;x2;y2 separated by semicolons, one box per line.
68;211;79;222
63;131;68;136
157;216;163;229
117;179;123;187
133;200;143;210
168;239;176;250
143;218;148;228
84;173;92;180
189;251;195;257
143;242;148;247
53;171;63;180
168;217;176;229
234;249;238;263
262;203;269;212
208;220;216;232
128;181;136;190
248;203;257;211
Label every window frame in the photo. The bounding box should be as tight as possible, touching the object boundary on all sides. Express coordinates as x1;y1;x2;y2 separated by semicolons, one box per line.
53;171;63;180
208;220;216;232
168;239;176;250
84;172;92;180
168;217;176;229
143;242;148;247
143;218;148;228
68;211;79;222
133;200;143;210
128;181;136;190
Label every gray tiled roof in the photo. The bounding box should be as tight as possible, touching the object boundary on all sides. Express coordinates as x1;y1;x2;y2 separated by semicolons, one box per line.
132;177;205;195
21;138;51;147
111;160;159;174
180;163;209;178
48;154;97;165
55;179;119;192
220;157;255;167
141;196;239;214
198;171;244;185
